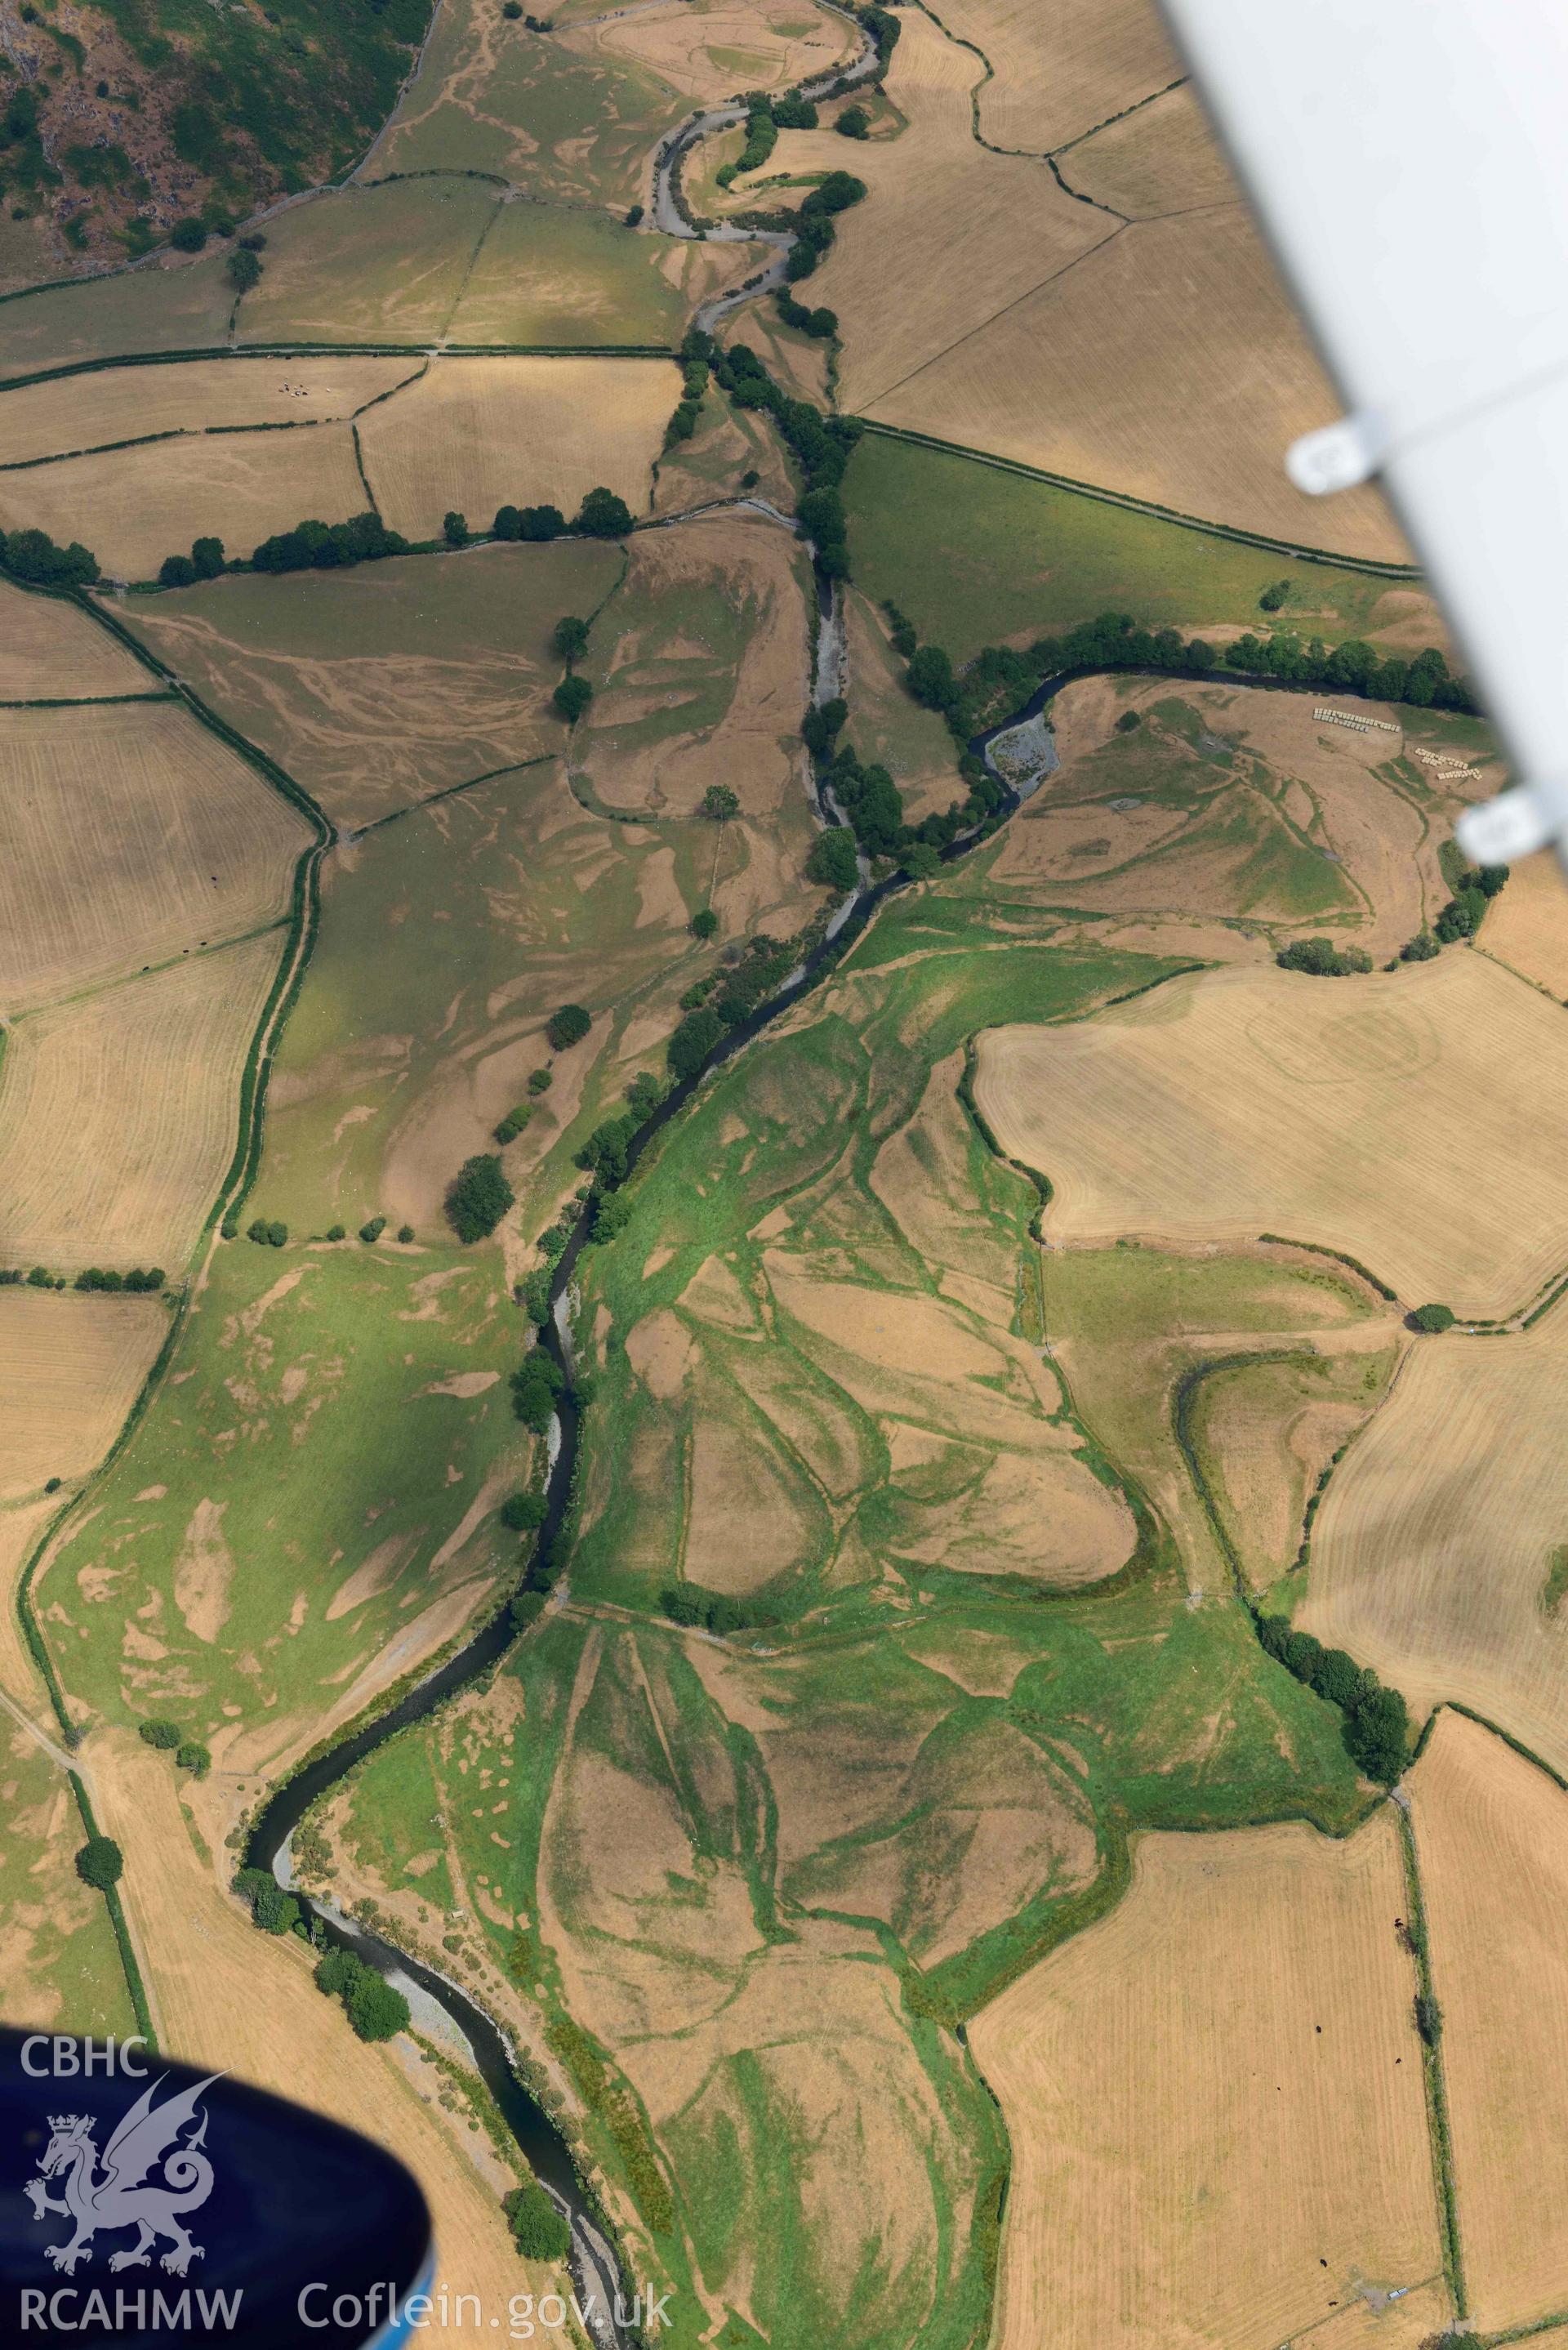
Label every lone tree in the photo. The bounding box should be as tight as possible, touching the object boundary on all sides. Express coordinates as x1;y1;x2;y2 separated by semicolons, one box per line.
138;1718;182;1750
76;1837;123;1890
346;1970;411;2043
553;673;592;723
574;486;633;538
552;615;590;661
1410;1302;1456;1333
446;1153;514;1244
546;1002;591;1050
506;2182;571;2261
702;784;740;822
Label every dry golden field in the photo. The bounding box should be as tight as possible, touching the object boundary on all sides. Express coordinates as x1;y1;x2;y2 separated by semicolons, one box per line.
930;0;1181;153
1410;1711;1568;2330
0;355;418;468
1059;80;1235;216
0;425;368;582
970;1816;1441;2350
90;1731;553;2348
0;577;149;700
0;1290;167;1501
869;202;1407;559
569;0;853;102
739;11;1114;416
0;932;281;1272
355;355;670;542
126;538;624;828
1302;1311;1568;1781
976;952;1568;1318
1479;849;1568;1000
0;701;311;1011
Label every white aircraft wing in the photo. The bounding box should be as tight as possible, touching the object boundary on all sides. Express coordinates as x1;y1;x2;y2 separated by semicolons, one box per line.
1158;0;1568;867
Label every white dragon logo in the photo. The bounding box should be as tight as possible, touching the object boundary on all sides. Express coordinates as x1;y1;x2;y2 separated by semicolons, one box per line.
24;2071;219;2276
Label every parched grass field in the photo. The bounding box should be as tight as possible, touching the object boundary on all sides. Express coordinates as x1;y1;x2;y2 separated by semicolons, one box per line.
445;202;751;346
124;538;626;828
569;0;853;104
1060;79;1235;216
0;1724;138;2037
930;0;1181;154
0;1290;167;1501
256;751;810;1252
0;577;150;701
0;930;281;1272
0;699;312;1011
976;952;1568;1318
987;677;1481;961
0;253;235;386
355;355;672;542
1187;1337;1397;1593
1410;1710;1568;2331
970;1815;1442;2350
370;0;691;201
1302;1310;1568;1783
0;355;419;469
232;179;502;349
575;506;811;814
739;11;1113;417
0;424;368;582
1042;1243;1391;1597
869;200;1407;560
842;589;962;825
843;432;1434;661
1479;847;1568;1001
34;1242;527;1778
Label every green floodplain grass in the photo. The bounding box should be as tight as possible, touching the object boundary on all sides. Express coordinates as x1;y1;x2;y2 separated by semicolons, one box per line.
34;1239;528;1737
843;431;1427;662
373;0;690;205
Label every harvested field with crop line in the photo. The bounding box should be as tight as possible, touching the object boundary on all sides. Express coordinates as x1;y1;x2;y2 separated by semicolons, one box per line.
970;1815;1443;2350
1409;1710;1568;2330
0;931;283;1272
0;355;420;470
976;952;1568;1318
355;355;671;544
0;1291;168;1502
0;699;312;1011
0;425;368;582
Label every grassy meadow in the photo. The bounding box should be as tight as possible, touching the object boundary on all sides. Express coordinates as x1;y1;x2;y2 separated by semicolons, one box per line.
844;431;1433;661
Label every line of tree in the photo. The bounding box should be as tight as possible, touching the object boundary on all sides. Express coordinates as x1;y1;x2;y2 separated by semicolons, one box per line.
717;96;778;187
158;536;226;589
252;511;408;573
0;1265;67;1289
0;524;99;588
1275;938;1373;976
665;350;709;446
312;1944;412;2042
903;609;1480;750
697;328;864;551
1254;1616;1410;1782
74;1265;166;1291
774;288;837;339
783;167;868;284
660;1582;782;1635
